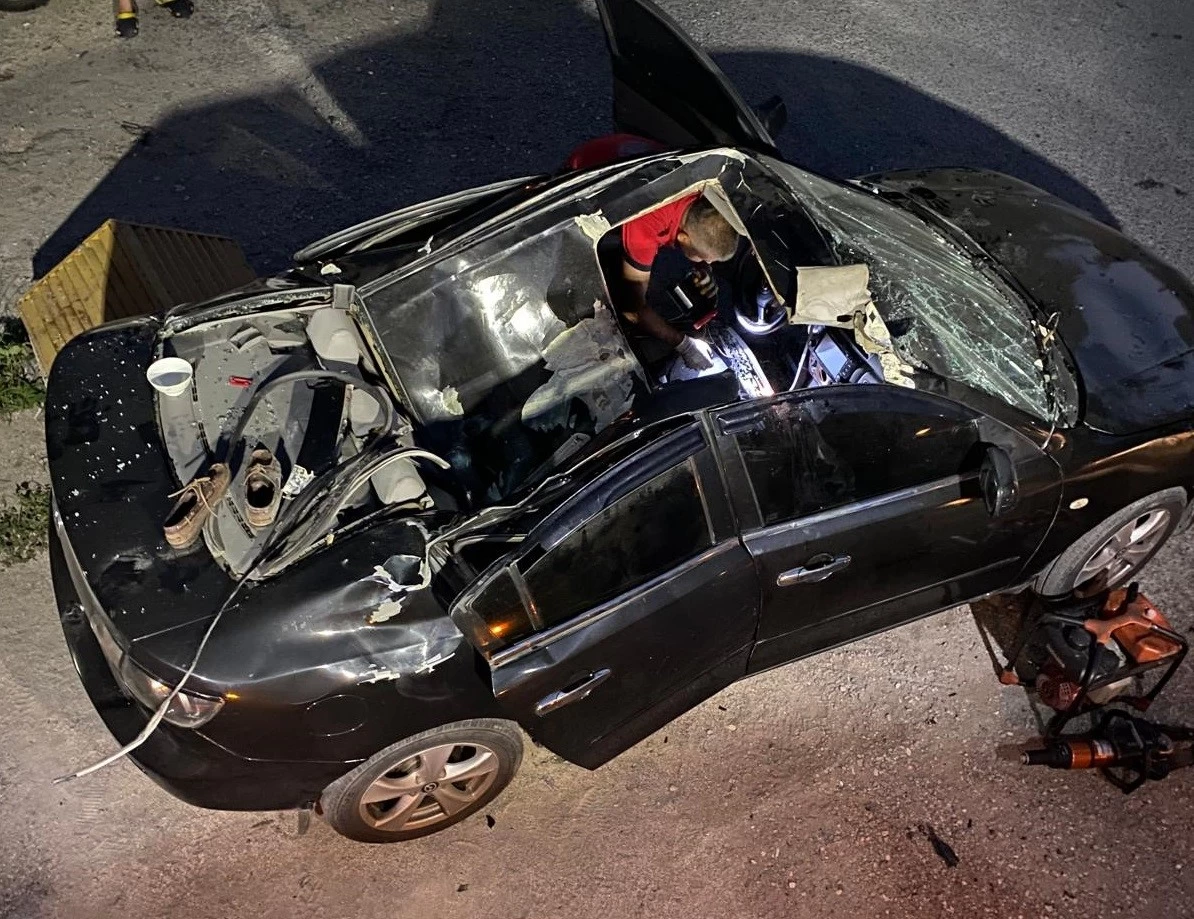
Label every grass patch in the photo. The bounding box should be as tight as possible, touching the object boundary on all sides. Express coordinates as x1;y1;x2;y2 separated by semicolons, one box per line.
0;317;44;417
0;482;51;567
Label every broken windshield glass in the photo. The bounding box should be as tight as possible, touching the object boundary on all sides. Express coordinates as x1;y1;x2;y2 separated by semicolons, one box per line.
767;162;1050;420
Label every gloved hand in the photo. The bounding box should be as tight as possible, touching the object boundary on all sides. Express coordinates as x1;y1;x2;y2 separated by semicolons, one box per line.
690;264;718;301
676;335;714;371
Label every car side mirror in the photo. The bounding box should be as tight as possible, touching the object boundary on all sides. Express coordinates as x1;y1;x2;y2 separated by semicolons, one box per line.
979;444;1018;517
755;95;788;139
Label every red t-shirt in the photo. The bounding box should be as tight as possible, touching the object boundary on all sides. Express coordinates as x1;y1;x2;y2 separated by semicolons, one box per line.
621;193;700;271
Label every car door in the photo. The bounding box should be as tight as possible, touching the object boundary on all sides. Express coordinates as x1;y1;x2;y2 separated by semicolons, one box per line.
450;423;760;768
595;0;780;154
711;386;1062;673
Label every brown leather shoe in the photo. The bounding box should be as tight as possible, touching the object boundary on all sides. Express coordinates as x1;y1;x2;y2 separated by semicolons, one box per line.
244;449;282;529
164;463;230;549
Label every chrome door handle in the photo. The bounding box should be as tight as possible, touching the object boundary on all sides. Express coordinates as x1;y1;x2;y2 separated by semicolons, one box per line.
535;669;613;716
776;553;852;587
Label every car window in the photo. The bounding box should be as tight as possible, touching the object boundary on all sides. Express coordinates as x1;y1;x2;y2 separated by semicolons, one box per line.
764;159;1051;421
723;389;979;527
468;567;535;651
521;458;712;628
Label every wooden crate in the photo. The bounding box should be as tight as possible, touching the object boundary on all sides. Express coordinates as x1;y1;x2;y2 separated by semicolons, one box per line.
17;220;256;374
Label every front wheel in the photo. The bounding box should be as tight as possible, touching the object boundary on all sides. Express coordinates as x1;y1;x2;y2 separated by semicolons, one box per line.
1036;488;1187;596
319;719;523;843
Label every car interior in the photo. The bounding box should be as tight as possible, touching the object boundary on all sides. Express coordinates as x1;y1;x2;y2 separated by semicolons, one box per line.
595;185;888;419
153;178;895;575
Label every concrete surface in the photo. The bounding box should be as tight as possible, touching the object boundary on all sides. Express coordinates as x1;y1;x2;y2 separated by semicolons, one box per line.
1;1;1193;917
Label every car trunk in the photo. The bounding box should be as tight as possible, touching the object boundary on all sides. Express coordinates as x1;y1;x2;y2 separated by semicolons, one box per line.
46;289;436;645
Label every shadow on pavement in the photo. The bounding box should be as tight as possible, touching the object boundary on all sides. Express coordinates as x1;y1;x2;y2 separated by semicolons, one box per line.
34;0;1117;278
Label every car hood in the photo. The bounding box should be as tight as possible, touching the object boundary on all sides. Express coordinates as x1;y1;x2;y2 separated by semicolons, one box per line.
862;168;1194;435
46;319;236;642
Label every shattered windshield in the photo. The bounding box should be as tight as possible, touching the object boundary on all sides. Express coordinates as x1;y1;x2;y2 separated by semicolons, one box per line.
768;162;1050;420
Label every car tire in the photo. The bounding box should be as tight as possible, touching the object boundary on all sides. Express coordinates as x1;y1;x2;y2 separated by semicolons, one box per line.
319;719;523;843
0;0;50;11
1036;487;1187;596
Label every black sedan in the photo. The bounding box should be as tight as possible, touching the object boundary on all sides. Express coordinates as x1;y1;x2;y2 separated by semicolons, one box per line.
47;0;1194;842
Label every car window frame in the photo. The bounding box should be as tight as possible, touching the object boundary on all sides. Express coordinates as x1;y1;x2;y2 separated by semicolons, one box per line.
453;421;735;660
713;383;984;535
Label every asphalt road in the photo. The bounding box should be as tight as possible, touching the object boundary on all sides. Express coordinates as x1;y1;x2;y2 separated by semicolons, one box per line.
1;2;1193;918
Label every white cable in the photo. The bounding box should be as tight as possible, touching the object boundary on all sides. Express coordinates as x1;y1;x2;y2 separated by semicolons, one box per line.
54;449;449;781
53;592;235;783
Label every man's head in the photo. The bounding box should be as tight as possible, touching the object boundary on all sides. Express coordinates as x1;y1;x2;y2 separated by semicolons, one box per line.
676;197;740;264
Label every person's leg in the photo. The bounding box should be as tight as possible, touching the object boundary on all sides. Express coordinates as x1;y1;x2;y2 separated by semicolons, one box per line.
114;0;138;37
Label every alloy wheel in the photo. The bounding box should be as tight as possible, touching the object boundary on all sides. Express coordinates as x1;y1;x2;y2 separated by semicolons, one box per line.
357;741;501;833
1075;508;1172;587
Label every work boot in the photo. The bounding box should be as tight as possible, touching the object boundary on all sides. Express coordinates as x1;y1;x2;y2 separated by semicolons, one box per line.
164;463;230;549
244;449;282;529
155;0;193;17
114;0;138;36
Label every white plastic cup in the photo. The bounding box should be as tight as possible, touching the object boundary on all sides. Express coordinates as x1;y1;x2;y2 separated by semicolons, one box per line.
146;357;194;397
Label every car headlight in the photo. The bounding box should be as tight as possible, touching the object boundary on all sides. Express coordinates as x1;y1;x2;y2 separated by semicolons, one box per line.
118;656;224;728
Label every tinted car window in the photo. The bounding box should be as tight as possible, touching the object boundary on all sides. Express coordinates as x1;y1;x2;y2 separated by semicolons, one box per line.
729;391;978;526
470;568;534;650
523;460;712;627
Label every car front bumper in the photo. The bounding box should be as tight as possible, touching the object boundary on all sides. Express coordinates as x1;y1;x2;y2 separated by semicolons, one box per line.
50;521;349;812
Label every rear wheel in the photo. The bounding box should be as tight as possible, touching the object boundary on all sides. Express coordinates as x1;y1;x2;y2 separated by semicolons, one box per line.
319;719;523;843
1036;488;1186;596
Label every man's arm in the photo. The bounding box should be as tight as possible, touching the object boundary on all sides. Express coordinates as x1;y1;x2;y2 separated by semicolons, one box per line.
620;261;683;347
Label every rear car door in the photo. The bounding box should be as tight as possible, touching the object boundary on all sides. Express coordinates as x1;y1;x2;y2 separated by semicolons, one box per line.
595;0;780;154
451;424;759;768
712;386;1062;672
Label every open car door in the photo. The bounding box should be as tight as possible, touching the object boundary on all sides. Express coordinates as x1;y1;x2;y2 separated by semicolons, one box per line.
596;0;782;154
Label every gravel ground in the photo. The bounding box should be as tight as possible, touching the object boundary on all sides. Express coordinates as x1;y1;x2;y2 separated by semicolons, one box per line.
1;1;1193;918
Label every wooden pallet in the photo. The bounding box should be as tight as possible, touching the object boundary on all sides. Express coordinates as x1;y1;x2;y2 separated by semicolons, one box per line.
17;220;256;375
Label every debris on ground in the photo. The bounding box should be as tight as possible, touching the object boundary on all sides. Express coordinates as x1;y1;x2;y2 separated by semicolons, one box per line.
917;823;960;868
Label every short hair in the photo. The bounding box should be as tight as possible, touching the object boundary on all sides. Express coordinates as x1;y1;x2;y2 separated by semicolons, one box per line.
682;197;740;261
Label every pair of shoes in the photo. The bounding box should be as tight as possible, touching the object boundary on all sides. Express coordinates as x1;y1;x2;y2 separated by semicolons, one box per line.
163;450;282;549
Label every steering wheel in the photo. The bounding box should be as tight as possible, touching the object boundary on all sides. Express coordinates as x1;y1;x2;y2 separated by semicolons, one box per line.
733;254;788;337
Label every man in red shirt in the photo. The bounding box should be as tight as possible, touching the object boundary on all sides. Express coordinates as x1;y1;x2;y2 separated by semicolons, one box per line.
620;193;741;369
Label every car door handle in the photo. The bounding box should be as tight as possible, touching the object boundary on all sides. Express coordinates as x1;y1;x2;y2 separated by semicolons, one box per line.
776;553;852;587
534;669;613;716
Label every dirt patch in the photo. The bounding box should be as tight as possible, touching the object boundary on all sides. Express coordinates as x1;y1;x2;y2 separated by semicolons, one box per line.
0;408;49;501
